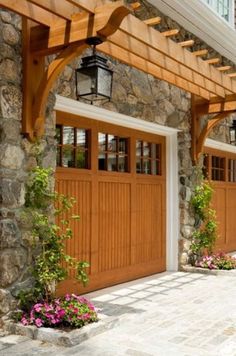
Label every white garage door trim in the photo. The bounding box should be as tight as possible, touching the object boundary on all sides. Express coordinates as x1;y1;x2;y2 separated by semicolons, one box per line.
55;95;180;271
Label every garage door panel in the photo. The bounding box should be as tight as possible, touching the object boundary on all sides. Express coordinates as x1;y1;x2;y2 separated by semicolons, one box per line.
212;187;226;248
56;179;92;276
135;183;163;263
227;188;236;245
98;181;131;272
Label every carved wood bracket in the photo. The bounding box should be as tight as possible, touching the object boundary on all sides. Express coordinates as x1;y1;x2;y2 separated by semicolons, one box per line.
191;94;235;165
22;1;130;140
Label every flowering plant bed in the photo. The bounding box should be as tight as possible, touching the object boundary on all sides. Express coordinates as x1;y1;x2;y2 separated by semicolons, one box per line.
15;294;98;329
195;253;236;270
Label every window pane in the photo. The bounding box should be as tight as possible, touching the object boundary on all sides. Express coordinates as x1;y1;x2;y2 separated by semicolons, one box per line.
77;129;86;149
108;135;116;152
98;133;106;152
119;138;127;154
107;153;117;171
118;156;127;172
56;148;61;166
75;150;86;169
151;160;157;175
136;158;142;173
143;141;150;157
143;159;151;174
136;140;142;156
56;126;61;144
63;126;74;145
62;147;74;167
98;153;106;170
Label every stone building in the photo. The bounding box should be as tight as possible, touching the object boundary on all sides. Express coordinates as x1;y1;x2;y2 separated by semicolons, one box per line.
1;0;236;318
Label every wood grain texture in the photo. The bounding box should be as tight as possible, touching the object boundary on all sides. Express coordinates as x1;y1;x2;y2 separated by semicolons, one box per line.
56;113;166;294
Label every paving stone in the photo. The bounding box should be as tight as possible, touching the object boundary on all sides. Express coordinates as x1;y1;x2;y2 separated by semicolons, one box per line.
2;272;236;355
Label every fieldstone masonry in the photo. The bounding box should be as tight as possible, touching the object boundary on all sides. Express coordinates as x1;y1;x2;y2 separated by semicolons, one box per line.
0;0;235;320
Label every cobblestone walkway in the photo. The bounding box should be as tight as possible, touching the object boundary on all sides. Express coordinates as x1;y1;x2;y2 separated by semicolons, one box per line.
1;271;236;355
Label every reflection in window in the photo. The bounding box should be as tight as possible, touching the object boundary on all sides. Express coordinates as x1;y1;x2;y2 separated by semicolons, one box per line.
98;133;129;172
212;155;225;181
136;140;161;175
56;125;89;169
202;0;233;23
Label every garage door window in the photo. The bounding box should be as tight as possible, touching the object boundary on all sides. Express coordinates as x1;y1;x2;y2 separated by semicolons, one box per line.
136;140;161;175
98;133;129;172
56;125;89;169
212;155;225;181
228;159;236;182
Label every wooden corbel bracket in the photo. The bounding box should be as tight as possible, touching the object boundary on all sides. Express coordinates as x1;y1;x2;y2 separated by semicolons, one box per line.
191;94;234;165
22;1;130;140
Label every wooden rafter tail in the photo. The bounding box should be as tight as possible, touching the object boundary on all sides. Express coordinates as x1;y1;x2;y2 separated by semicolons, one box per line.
179;39;194;47
205;58;220;65
162;29;179;37
218;65;232;72
192;49;208;57
130;2;141;10
27;0;78;21
196;94;236;114
228;73;236;78
144;17;161;26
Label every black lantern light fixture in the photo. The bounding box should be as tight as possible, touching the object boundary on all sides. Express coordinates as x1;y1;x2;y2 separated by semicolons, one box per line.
230;119;236;145
76;38;113;104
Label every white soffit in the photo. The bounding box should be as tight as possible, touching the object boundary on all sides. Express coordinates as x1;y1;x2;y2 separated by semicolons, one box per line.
205;138;236;153
149;0;236;64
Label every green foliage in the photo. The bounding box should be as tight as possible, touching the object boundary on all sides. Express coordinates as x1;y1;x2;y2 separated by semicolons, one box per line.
23;166;89;304
191;180;218;257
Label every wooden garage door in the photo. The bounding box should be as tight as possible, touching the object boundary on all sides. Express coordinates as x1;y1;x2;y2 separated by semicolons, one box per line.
55;111;166;294
204;148;236;252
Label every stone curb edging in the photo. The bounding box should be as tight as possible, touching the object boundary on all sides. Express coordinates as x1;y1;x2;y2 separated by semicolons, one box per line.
183;265;236;276
2;313;122;347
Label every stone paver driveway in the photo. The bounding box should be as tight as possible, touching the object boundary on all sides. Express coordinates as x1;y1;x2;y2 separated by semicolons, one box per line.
1;271;236;355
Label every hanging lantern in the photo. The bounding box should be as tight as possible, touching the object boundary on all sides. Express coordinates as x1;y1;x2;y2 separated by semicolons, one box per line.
76;41;113;103
230;119;236;145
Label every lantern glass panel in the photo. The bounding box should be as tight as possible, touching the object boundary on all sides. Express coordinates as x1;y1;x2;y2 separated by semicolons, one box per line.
76;68;97;98
97;67;112;98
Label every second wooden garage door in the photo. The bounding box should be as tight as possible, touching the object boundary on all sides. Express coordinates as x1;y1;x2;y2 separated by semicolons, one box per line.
55;111;166;294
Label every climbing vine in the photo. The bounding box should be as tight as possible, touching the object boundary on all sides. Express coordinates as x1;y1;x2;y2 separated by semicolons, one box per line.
191;180;218;258
20;166;89;306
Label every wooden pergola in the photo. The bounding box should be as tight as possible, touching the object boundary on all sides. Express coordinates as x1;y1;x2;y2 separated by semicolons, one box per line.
1;0;236;163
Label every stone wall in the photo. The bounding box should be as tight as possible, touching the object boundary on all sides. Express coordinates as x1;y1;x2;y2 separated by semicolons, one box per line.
0;10;56;321
0;0;234;320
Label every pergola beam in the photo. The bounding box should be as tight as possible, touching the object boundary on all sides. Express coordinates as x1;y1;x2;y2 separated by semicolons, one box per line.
27;0;78;21
119;15;236;94
99;41;211;99
196;94;236;114
65;0;95;13
0;0;64;27
107;30;225;98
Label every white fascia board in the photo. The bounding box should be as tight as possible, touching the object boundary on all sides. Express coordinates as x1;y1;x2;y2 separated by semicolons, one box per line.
55;95;179;272
205;138;236;153
55;95;180;137
149;0;236;64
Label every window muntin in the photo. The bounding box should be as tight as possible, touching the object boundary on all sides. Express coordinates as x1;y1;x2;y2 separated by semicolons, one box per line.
136;140;161;175
56;125;89;169
228;159;236;182
211;155;225;181
98;133;129;172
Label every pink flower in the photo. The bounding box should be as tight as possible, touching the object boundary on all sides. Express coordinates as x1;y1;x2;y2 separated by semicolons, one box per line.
35;318;43;327
33;303;43;312
21;317;29;326
65;294;71;301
